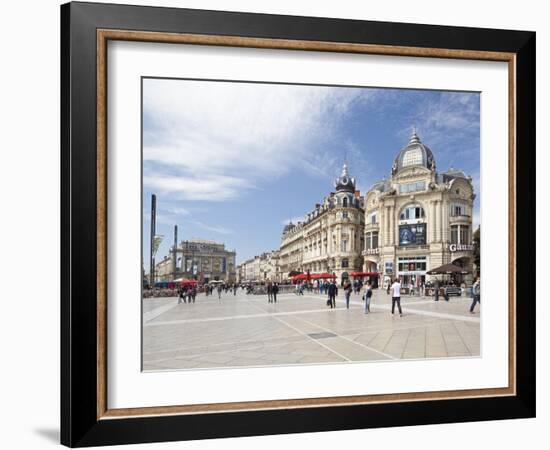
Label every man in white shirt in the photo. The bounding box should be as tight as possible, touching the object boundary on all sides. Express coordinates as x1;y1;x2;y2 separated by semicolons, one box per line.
391;278;403;317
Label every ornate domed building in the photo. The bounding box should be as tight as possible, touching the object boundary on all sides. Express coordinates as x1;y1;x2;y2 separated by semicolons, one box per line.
278;163;365;283
363;130;475;288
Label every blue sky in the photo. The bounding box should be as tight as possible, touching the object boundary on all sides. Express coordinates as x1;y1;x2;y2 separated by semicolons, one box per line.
142;78;480;269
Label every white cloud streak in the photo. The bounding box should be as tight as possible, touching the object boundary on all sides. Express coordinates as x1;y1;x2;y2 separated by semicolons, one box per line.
399;91;480;165
143;79;375;201
189;221;233;235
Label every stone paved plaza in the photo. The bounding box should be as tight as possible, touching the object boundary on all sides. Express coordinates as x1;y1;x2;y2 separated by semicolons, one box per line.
142;289;480;371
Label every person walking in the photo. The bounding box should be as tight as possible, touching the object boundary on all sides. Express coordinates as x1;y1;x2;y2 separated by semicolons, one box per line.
434;278;440;302
343;279;352;309
272;282;279;303
364;281;372;314
217;284;222;300
178;287;185;304
267;282;273;303
391;278;403;317
470;276;481;313
327;281;337;309
191;286;196;303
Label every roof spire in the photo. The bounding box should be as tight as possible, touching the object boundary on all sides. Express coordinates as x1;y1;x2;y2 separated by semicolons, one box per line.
341;162;349;177
409;125;420;145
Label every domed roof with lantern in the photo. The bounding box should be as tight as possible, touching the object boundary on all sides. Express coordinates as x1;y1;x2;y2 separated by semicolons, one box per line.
283;221;296;234
334;163;356;193
392;128;435;175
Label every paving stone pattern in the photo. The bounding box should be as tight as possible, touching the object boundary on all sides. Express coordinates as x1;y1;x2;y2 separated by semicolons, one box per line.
142;289;480;371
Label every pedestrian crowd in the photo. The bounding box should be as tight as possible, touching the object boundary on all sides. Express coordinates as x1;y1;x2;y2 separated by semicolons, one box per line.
146;275;481;316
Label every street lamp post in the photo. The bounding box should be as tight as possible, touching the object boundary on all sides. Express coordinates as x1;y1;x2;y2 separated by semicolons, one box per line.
172;225;178;281
149;194;156;286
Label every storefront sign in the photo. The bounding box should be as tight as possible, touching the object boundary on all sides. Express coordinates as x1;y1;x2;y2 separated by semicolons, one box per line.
363;248;380;255
399;223;426;246
449;243;474;252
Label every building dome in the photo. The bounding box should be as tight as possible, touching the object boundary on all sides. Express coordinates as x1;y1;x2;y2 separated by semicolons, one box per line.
334;163;356;193
392;129;435;175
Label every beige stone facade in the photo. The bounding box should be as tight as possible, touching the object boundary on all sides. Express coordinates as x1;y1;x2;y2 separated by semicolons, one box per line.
237;250;280;283
156;239;236;283
279;164;365;283
154;255;173;283
363;131;475;287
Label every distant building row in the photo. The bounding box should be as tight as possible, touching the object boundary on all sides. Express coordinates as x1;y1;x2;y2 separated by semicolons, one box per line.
237;130;476;286
155;239;236;283
236;251;281;283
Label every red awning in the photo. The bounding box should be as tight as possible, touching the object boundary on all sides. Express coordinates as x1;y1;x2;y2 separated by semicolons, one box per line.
310;272;337;279
291;273;308;282
349;271;379;277
177;279;198;286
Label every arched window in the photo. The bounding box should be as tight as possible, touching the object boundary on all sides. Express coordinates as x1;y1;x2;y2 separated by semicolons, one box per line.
399;204;425;221
342;197;348;207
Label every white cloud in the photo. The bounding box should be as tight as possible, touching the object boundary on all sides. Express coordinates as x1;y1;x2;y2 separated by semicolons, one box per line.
190;221;233;235
143;79;375;201
143;173;250;201
400;92;480;164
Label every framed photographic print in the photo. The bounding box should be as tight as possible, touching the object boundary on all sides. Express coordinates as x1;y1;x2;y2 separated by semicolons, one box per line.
61;1;536;447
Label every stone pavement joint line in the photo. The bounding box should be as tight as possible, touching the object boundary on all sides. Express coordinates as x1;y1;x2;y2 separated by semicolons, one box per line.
142;290;480;370
143;302;180;323
294;315;397;360
270;314;351;362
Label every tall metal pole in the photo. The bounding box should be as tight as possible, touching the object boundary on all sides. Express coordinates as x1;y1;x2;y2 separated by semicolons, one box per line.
172;225;178;280
150;194;156;286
